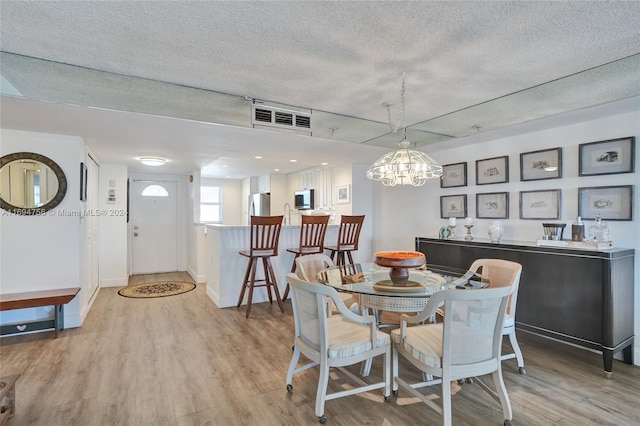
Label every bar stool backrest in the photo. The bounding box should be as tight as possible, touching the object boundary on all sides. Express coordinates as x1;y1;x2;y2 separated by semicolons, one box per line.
336;215;365;250
249;215;284;256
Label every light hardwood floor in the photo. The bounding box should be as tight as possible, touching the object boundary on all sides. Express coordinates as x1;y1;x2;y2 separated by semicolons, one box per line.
1;274;639;425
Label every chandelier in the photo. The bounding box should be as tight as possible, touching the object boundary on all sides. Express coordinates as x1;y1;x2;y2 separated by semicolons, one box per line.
366;74;443;186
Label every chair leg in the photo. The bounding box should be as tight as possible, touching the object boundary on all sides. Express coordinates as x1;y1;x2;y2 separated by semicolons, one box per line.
262;258;273;304
245;258;258;318
507;330;525;372
392;346;399;394
237;257;253;308
315;358;330;420
492;369;513;422
286;342;301;389
441;372;453;426
346;251;355;265
265;257;285;313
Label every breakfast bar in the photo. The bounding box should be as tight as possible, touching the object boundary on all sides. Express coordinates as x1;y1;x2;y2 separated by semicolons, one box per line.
415;237;635;377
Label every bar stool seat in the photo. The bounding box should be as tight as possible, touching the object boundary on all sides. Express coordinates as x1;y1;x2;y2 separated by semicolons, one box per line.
325;215;365;266
282;214;330;301
237;215;285;318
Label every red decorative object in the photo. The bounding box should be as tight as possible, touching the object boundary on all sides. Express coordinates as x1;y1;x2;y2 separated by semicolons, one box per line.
374;251;426;284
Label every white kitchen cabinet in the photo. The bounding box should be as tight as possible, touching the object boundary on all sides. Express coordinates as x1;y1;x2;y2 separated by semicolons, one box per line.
297;169;315;190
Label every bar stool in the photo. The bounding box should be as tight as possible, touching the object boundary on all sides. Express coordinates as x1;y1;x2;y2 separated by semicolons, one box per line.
325;214;365;266
282;214;330;301
237;215;285;318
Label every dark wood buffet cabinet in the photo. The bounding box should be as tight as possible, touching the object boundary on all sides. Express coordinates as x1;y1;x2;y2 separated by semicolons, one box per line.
416;237;635;378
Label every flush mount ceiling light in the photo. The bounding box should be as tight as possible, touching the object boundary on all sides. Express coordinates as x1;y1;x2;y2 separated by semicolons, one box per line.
139;157;166;166
366;74;443;186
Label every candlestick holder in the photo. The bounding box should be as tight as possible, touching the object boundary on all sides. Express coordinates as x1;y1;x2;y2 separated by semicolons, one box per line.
464;224;474;241
447;225;457;239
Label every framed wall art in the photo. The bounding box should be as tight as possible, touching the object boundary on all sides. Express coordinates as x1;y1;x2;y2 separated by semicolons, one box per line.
440;162;467;188
578;185;633;221
476;192;509;219
336;184;350;204
519;189;560;220
520;147;562;181
476;155;509;185
440;194;467;219
579;137;635;176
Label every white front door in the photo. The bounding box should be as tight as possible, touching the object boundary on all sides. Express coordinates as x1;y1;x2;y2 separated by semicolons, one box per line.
130;180;179;274
87;156;100;299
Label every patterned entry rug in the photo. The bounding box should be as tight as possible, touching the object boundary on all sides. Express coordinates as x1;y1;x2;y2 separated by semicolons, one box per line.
118;281;196;298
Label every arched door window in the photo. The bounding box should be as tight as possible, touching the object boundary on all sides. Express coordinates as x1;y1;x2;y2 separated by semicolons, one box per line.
141;184;169;197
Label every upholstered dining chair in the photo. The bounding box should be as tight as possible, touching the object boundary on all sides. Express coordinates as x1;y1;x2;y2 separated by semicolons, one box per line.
294;253;359;315
325;214;365;266
285;273;390;424
237;215;285;318
282;214;330;301
391;285;515;426
448;259;525;375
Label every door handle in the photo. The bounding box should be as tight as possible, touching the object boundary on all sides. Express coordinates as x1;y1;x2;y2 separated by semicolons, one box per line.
134;232;139;237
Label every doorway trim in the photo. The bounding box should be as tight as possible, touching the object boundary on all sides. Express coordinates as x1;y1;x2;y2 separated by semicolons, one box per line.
128;172;188;275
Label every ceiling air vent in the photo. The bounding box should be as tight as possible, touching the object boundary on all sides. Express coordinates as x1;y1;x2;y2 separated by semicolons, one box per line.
252;103;312;132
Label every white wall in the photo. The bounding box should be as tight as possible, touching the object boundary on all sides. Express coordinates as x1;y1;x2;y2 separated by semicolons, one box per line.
372;108;640;365
98;164;128;287
0;129;85;327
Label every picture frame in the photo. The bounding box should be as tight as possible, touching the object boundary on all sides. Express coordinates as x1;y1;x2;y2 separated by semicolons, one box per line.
579;137;635;176
578;185;633;221
440;162;467;188
476;192;509;219
520;147;562;181
336;184;350;204
80;162;88;202
440;194;467;219
519;189;560;220
476;155;509;185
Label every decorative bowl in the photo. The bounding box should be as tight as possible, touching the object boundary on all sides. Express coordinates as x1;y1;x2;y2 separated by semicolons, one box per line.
374;251;426;284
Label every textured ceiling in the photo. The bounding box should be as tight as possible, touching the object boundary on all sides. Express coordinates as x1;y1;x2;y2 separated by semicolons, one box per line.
1;1;639;178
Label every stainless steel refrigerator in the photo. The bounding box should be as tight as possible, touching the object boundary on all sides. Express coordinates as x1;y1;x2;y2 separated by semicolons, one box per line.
249;193;271;217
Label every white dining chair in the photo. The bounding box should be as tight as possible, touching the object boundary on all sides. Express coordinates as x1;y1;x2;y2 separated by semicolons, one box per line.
391;285;515;426
285;273;391;424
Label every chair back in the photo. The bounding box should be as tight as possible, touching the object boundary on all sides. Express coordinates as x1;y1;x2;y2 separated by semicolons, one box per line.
468;259;522;321
248;215;284;256
295;253;335;283
287;273;337;353
296;214;330;253
336;215;365;250
430;286;511;370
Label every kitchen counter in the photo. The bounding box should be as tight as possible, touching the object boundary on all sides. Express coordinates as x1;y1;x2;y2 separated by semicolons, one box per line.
205;224;338;308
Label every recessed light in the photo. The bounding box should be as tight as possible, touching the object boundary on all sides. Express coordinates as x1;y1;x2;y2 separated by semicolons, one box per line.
290;159;297;163
255;156;262;159
139;157;166;166
274;168;280;172
321;162;328;166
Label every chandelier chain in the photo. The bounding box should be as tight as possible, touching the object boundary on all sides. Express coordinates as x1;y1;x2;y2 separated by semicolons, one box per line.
387;73;407;137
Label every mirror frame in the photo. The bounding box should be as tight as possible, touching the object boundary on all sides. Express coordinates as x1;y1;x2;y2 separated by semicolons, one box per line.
0;152;68;215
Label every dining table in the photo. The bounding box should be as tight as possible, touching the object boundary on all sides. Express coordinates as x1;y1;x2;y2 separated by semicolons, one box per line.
316;262;490;327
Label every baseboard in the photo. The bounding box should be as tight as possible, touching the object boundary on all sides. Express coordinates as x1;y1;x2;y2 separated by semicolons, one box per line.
100;277;128;287
205;284;221;307
187;267;206;284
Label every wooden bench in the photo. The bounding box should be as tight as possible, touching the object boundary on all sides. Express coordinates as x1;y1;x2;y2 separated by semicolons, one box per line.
0;288;80;338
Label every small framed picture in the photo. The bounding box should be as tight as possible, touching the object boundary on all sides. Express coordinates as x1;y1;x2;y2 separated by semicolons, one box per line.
476;192;509;219
440;194;467;219
336;184;350;204
519;189;560;220
579;137;635;176
80;162;88;202
578;185;633;221
476;156;509;185
440;162;467;188
520;147;562;181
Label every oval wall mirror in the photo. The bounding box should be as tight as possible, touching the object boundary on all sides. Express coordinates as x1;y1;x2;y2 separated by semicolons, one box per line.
0;152;68;215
